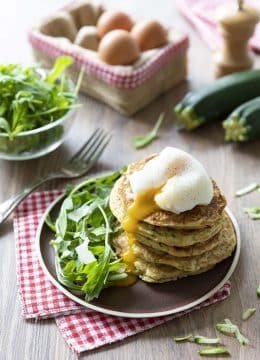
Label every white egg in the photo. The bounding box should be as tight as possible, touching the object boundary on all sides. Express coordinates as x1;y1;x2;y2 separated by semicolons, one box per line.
129;147;213;214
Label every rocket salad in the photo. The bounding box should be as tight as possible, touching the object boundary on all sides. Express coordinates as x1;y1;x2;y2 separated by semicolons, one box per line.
46;171;128;301
0;56;78;140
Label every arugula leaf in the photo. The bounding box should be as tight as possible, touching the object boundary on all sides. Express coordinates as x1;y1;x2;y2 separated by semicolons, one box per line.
55;197;73;238
0;117;10;134
82;205;112;301
45;213;56;232
46;56;74;84
48;171;127;301
74;67;84;95
133;113;164;149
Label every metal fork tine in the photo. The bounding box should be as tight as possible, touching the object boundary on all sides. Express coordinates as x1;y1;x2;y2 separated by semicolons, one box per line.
78;130;107;161
69;128;103;162
76;128;107;161
83;134;112;172
70;128;104;162
83;133;111;164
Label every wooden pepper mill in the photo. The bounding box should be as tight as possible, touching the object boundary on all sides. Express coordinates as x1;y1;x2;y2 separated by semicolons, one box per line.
214;0;259;78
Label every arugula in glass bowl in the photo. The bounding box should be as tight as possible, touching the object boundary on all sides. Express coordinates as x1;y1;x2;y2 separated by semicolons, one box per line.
0;56;80;160
46;171;128;302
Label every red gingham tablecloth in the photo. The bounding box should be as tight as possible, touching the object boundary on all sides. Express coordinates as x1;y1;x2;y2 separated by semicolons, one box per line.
177;0;260;53
14;191;231;354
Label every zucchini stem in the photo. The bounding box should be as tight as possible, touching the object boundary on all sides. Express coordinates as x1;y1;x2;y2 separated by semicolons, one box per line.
175;106;205;130
223;116;248;142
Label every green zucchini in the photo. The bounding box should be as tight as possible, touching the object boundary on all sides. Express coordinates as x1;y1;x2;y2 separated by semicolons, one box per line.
175;70;260;130
223;97;260;142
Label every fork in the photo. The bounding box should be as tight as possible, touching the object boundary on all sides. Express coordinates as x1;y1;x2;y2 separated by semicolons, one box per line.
0;128;111;225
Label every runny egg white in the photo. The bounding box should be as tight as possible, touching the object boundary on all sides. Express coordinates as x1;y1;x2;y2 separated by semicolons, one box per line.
129;147;213;214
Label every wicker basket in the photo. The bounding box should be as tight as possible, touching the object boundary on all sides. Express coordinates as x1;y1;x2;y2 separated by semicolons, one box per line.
29;0;189;115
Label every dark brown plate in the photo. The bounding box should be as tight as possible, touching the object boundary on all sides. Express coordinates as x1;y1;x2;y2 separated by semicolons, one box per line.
36;195;240;318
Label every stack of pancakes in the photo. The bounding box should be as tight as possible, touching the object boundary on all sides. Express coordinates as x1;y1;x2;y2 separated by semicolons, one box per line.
110;156;237;283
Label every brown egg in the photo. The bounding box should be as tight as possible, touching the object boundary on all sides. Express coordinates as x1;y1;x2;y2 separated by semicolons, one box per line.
97;10;134;38
74;26;99;51
131;20;168;51
98;30;140;65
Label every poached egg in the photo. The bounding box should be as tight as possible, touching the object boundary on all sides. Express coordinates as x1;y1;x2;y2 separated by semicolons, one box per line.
129;147;213;214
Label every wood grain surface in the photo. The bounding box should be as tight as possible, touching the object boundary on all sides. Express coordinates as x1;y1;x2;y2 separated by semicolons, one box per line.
0;1;260;359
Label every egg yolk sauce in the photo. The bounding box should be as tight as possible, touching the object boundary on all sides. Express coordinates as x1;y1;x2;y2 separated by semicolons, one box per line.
116;187;161;286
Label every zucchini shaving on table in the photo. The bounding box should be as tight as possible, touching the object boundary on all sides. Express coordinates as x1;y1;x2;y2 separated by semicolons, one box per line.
173;334;220;345
198;347;230;357
242;308;256;321
235;182;260;220
46;171;128;301
194;335;220;345
245;207;260;220
216;319;249;345
173;334;193;343
235;183;259;197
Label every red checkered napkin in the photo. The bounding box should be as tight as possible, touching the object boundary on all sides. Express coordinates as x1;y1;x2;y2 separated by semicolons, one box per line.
14;191;231;354
177;0;260;52
55;288;230;354
14;191;84;319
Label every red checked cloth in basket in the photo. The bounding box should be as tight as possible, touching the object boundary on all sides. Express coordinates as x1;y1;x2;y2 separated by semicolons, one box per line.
14;191;231;354
177;0;260;52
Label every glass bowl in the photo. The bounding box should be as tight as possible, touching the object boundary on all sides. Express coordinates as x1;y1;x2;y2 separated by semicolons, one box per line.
0;107;77;161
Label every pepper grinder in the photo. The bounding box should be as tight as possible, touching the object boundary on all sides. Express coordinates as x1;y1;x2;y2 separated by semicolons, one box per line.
214;0;259;78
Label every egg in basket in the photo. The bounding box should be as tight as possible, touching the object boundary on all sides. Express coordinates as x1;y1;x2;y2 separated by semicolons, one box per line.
29;0;189;115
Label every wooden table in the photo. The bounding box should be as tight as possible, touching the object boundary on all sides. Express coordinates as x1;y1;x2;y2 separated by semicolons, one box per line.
1;1;260;359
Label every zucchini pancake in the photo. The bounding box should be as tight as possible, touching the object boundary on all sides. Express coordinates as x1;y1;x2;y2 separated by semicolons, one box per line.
110;147;237;284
